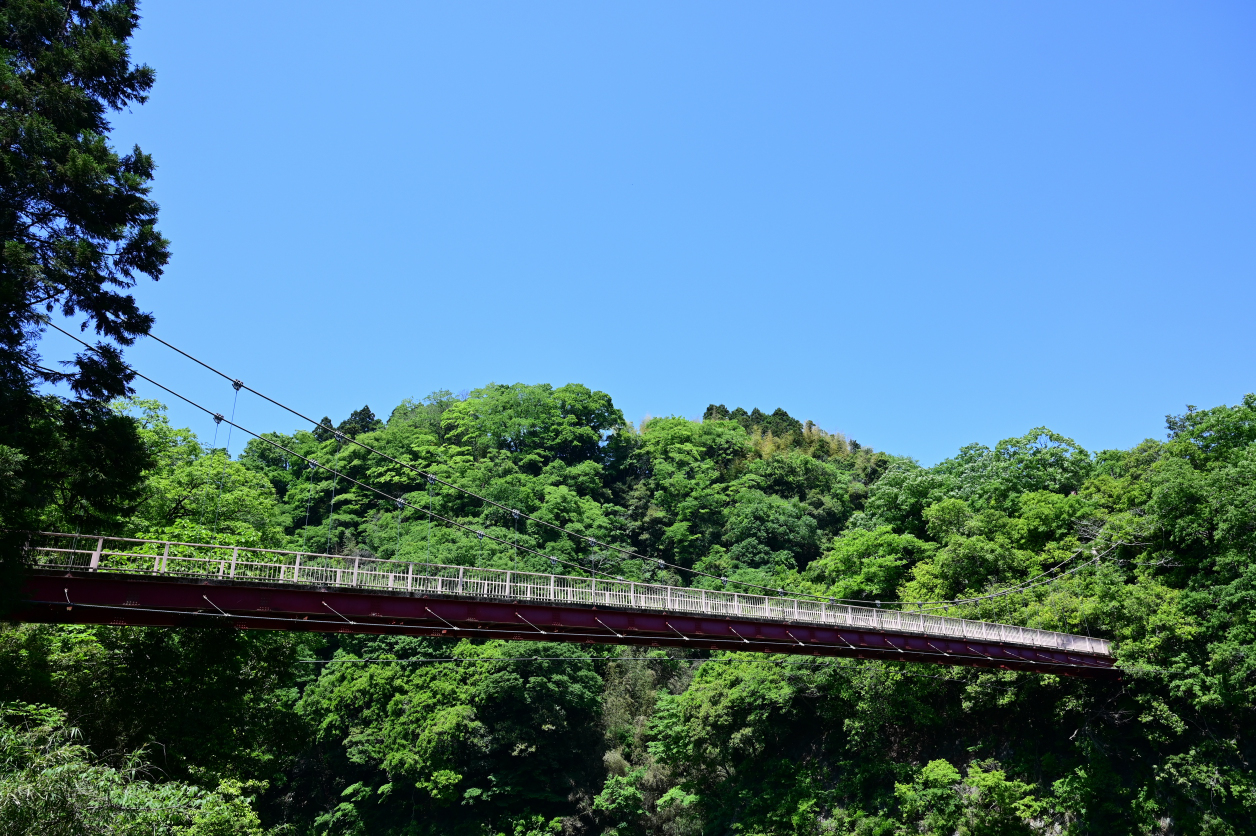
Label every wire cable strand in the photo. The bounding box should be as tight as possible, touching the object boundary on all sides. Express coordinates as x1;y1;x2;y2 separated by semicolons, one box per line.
141;330;850;600
158;331;1103;610
47;322;1118;611
43;325;634;581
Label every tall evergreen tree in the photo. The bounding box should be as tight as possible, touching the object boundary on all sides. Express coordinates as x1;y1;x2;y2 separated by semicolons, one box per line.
0;0;166;609
337;405;384;439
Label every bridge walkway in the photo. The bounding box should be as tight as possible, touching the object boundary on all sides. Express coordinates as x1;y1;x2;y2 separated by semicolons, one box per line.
14;533;1117;679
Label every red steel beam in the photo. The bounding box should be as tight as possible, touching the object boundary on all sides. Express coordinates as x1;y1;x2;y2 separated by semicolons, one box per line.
17;572;1119;679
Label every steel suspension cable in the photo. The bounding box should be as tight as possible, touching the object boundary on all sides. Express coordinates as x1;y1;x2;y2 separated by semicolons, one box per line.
51;323;1109;611
147;332;1092;609
327;437;340;554
141;331;819;598
211;383;241;534
302;460;315;553
197;414;221;528
396;499;405;558
41;328;617;580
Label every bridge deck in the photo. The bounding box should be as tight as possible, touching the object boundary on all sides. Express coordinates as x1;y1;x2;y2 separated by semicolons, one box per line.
15;534;1118;678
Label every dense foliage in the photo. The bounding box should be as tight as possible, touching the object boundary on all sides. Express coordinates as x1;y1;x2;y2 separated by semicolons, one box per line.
2;383;1254;835
4;6;1251;834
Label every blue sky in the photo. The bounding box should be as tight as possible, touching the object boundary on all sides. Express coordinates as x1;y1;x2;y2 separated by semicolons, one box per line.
55;1;1255;464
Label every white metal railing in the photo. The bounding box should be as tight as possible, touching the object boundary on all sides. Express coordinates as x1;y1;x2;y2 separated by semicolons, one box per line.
25;532;1112;657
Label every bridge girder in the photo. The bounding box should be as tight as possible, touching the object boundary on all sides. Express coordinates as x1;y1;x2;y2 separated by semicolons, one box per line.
18;572;1119;679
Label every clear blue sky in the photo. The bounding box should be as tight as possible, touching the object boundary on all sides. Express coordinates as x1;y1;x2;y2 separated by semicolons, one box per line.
63;1;1255;465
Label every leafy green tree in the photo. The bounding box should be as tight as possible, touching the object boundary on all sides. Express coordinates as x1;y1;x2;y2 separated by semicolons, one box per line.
722;488;819;573
0;702;270;835
615;416;751;565
110;399;284;546
895;759;1042;836
0;623;315;788
593;769;647;835
931;429;1092;512
387;390;459;441
809;526;933;602
745;452;856;535
313;416;337;443
893;759;962;836
857;463;954;537
442;383;625;466
293;638;604;835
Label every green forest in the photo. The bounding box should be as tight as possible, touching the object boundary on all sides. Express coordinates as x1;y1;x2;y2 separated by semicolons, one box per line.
3;385;1256;835
2;3;1253;834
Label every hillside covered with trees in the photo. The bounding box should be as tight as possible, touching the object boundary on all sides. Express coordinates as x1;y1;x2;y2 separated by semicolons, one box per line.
3;383;1254;835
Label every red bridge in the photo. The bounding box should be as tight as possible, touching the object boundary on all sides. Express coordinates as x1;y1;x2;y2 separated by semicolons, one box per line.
15;533;1118;679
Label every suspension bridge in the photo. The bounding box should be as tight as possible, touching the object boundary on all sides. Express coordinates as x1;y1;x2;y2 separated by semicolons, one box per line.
14;532;1117;678
26;325;1121;679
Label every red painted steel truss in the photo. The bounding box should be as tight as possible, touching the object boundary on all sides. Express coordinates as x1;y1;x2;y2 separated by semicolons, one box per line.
19;571;1119;679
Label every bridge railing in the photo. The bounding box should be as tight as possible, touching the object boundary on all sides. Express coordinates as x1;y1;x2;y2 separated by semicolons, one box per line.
25;532;1111;657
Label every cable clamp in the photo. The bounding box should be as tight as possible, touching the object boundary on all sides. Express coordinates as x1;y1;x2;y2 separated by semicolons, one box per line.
231;379;244;391
213;413;224;424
